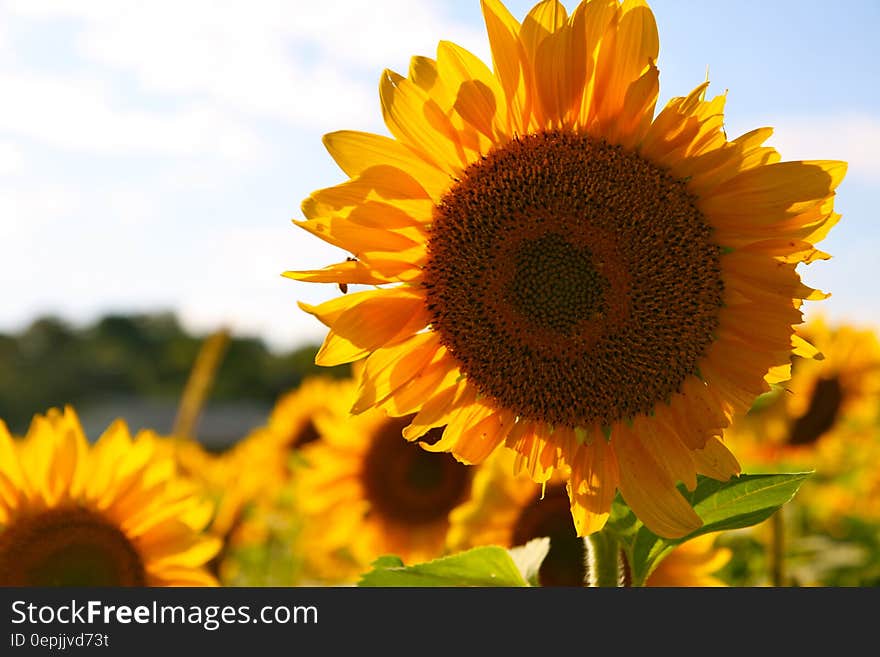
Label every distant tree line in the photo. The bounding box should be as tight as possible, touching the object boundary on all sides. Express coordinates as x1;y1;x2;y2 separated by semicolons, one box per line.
0;312;349;434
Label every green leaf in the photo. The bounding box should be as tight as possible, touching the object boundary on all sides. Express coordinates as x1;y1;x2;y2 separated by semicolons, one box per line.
357;546;530;587
606;472;811;586
508;538;550;587
369;555;405;570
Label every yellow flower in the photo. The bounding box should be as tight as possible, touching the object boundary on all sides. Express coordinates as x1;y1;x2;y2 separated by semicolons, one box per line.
644;534;730;587
166;377;348;541
0;408;220;586
296;385;474;581
726;319;880;527
263;375;356;454
166;377;357;584
287;0;846;539
730;317;880;470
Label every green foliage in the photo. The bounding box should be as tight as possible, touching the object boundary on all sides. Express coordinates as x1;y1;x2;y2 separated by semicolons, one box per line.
357;546;534;587
605;473;811;586
0;312;349;434
717;510;880;587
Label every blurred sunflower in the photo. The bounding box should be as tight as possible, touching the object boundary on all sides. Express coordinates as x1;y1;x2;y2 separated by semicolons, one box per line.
297;403;474;582
449;450;729;586
263;376;354;454
0;408;220;586
643;533;730;587
730;317;880;470
448;450;586;586
287;0;845;539
167;376;365;585
163;437;274;583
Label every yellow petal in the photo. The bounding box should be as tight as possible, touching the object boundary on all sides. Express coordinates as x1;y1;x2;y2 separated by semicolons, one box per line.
376;353;460;417
534;17;586;128
691;436;741;481
322;130;451;199
282;259;397;286
506;420;556;484
636;416;697;492
701;160;848;223
519;0;567;127
481;0;529;132
792;333;823;360
431;401;512;464
575;0;618;129
402;379;472;440
380;69;467;172
304;289;429;366
594;0;658;136
438;40;508;141
567;437;619;536
354;332;443;413
614;426;702;539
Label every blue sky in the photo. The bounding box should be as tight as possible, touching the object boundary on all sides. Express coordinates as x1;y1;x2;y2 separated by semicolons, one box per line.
1;0;877;351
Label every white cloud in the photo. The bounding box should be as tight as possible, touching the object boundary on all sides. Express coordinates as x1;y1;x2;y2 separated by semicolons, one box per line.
174;224;346;350
5;0;488;132
0;141;24;174
0;72;266;161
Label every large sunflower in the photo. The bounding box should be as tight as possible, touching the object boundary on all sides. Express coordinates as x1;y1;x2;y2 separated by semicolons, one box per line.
0;408;220;586
296;384;474;581
287;0;846;538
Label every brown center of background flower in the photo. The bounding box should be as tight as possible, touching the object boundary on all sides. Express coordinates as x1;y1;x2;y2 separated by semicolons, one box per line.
788;376;845;445
361;417;472;526
424;131;723;428
0;507;146;586
289;419;321;449
512;484;586;587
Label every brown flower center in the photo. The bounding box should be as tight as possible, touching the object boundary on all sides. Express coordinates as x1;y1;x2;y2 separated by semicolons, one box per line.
788;376;844;445
424;131;723;427
361;418;472;525
0;507;146;586
289;419;320;449
512;484;585;587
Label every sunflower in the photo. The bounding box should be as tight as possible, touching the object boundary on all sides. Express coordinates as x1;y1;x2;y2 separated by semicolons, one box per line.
166;377;349;541
167;377;357;584
160;436;271;584
643;533;730;587
263;375;355;453
296;387;475;581
730;320;880;531
287;0;846;538
0;408;220;586
729;317;880;468
448;449;729;586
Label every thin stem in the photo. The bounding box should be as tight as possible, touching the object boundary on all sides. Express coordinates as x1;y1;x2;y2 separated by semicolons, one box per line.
771;508;786;587
172;328;230;440
585;531;620;587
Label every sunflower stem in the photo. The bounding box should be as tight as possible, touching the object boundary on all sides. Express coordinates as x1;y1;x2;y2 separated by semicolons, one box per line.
771;507;786;587
172;328;230;440
585;531;620;587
